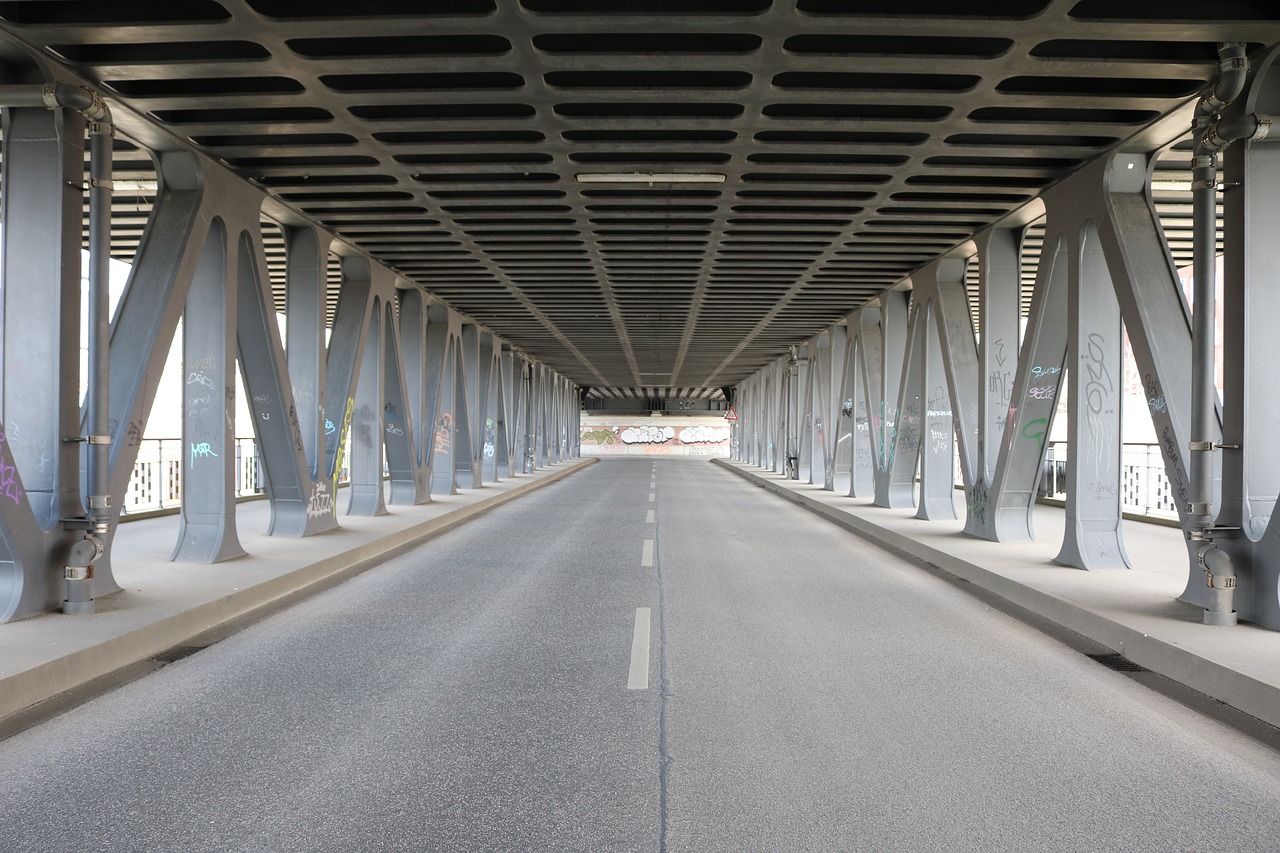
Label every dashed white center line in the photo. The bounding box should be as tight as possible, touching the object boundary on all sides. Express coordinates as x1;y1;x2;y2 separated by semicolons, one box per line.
646;509;655;524
649;491;656;502
627;607;652;690
641;539;654;567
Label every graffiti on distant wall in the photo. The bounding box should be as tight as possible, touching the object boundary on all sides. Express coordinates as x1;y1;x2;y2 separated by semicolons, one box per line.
581;424;731;446
580;423;732;456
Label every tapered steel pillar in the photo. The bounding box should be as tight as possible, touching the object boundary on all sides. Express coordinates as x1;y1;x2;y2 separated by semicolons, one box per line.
237;231;332;536
172;219;245;562
284;224;329;481
384;300;428;505
457;324;481;488
1055;223;1129;569
348;297;387;516
917;300;957;521
989;229;1069;543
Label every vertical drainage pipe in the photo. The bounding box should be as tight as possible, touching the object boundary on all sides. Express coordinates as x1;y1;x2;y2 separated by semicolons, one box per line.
1188;43;1248;626
86;120;113;533
68;105;114;614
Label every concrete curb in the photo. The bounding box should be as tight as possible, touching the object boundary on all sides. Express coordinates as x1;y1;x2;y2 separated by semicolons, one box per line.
2;459;597;722
713;458;1280;730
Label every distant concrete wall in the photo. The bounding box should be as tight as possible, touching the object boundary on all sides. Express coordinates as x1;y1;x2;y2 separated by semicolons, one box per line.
580;415;731;457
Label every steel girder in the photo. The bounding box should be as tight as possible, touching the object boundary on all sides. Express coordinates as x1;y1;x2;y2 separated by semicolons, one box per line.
734;139;1280;630
0;137;577;623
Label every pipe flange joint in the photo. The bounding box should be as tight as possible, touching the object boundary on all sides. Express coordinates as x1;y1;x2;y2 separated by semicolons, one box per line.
40;81;60;109
1254;118;1273;142
81;88;107;121
1196;543;1216;568
1203;128;1231;153
1202;93;1228;114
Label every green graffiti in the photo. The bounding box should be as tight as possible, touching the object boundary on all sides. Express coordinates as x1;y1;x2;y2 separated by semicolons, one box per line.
1023;417;1047;443
581;428;615;445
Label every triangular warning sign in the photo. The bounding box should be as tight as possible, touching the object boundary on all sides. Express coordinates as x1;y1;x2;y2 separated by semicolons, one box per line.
724;406;738;421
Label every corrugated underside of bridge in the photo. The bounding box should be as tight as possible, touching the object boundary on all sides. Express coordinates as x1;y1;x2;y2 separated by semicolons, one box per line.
0;0;1277;400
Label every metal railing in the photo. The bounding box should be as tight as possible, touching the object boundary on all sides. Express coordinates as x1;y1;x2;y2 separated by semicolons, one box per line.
122;438;350;517
1040;441;1179;519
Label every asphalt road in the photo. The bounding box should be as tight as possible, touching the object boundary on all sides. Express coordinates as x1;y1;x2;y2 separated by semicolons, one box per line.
2;458;1279;852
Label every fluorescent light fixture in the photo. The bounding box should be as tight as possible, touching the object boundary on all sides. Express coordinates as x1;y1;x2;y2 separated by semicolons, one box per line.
575;172;725;184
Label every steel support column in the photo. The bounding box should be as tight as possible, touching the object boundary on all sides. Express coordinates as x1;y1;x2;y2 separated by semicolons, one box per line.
457;324;480;488
322;265;372;500
383;298;426;506
236;231;331;536
987;228;1069;543
477;334;497;482
964;227;1022;536
882;299;923;509
1055;222;1129;569
283;224;328;481
428;305;461;493
822;326;847;491
172;218;246;562
917;299;957;521
847;312;876;498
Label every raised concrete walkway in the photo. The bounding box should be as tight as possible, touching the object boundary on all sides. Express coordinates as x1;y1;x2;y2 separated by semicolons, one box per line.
0;460;595;725
714;458;1280;732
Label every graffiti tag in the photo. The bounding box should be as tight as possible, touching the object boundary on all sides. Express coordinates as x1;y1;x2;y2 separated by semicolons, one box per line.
190;441;218;467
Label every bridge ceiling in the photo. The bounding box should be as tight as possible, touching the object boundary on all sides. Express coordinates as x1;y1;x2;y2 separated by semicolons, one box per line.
1;1;1278;398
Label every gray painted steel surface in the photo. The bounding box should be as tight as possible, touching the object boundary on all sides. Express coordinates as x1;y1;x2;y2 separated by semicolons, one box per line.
0;6;1279;626
1;3;1276;399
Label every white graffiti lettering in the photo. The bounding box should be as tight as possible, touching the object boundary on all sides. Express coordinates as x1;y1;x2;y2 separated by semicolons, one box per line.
678;425;731;445
307;480;333;518
619;425;676;445
186;371;217;390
